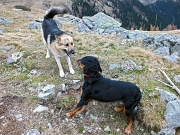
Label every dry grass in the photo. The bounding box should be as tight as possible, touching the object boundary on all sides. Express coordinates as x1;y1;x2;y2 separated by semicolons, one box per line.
0;5;180;134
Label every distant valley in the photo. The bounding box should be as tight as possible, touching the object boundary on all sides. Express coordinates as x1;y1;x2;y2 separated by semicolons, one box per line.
0;0;179;29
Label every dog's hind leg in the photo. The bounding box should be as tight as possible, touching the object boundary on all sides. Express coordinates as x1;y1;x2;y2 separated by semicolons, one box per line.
66;56;75;74
114;104;125;113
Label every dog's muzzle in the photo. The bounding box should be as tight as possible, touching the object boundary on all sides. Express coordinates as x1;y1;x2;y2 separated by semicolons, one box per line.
64;49;75;57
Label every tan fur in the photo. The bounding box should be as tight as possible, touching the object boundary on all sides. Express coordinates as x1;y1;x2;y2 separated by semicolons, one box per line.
44;33;75;77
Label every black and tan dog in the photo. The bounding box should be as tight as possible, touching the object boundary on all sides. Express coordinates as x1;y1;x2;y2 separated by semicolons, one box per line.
66;56;142;134
41;7;75;77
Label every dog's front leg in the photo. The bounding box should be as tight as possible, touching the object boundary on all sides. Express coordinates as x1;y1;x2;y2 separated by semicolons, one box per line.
54;56;65;77
66;56;75;74
45;47;51;59
66;91;90;118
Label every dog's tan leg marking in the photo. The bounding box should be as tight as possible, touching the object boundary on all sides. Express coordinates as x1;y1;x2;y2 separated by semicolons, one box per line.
74;105;87;115
125;118;133;134
54;56;65;77
114;104;125;112
66;107;81;118
66;56;75;74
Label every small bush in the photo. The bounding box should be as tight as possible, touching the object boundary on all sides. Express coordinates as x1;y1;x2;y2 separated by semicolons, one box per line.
14;5;31;11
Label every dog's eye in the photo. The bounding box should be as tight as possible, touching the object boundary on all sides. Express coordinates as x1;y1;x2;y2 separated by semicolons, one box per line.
65;44;69;46
71;43;73;46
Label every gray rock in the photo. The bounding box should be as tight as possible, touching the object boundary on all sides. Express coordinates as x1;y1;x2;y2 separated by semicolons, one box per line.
143;34;180;54
118;30;149;40
174;75;180;83
38;84;55;100
0;17;13;25
156;88;178;102
0;46;13;51
153;47;170;55
6;52;23;64
109;64;120;70
78;23;91;33
33;105;48;113
0;28;5;34
81;12;121;32
29;22;41;29
121;60;137;72
157;128;175;135
26;129;40;135
15;114;23;121
104;126;111;132
165;100;180;128
157;88;180;133
163;52;179;63
171;41;180;56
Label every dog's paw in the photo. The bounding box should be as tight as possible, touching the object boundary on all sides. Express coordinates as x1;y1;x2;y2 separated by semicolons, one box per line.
125;126;132;134
59;71;65;77
66;112;71;118
70;69;75;74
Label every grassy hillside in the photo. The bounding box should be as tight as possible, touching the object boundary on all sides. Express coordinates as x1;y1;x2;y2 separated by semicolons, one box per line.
0;5;180;135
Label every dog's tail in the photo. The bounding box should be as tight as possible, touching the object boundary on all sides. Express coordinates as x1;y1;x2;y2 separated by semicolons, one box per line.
44;7;68;19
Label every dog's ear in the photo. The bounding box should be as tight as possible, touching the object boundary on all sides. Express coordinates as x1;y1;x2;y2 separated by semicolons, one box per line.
83;56;102;77
95;57;102;73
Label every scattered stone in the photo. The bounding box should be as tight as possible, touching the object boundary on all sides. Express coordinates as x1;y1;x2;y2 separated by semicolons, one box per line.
29;21;42;29
7;52;23;64
104;126;111;132
121;60;136;72
47;123;53;129
61;84;66;92
13;8;22;12
90;114;97;120
15;114;23;121
33;105;48;113
26;129;40;135
0;17;13;25
38;84;55;100
174;75;180;83
57;92;62;97
0;28;5;34
0;46;13;51
109;64;120;70
28;69;38;77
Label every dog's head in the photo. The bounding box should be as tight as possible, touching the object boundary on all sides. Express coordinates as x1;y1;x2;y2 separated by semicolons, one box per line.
77;56;102;77
55;34;75;57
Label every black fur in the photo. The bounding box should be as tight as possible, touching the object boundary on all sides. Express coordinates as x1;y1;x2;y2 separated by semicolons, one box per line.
77;56;142;119
42;7;67;43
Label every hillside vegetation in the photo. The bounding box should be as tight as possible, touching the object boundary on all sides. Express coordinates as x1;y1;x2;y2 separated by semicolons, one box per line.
0;5;180;135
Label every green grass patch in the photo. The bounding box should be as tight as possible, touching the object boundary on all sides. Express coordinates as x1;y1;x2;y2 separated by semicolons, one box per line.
56;95;75;109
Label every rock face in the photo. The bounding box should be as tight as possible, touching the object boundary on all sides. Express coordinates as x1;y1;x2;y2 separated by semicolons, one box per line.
156;88;180;135
78;12;122;34
143;34;180;63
